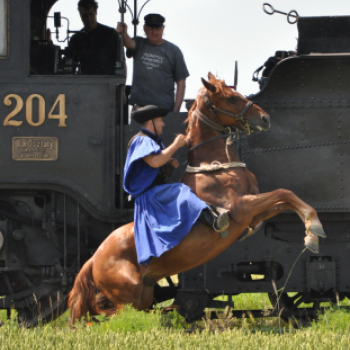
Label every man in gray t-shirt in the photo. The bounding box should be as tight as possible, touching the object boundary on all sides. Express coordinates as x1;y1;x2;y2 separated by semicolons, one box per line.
117;14;189;112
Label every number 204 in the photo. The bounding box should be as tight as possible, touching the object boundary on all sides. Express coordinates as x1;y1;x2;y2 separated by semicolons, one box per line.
3;94;67;127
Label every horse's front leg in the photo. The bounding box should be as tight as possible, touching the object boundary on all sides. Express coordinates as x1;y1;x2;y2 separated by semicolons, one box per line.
249;201;291;226
241;189;325;253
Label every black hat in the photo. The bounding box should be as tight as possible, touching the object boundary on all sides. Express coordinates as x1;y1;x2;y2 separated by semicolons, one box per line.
144;13;165;28
131;105;169;124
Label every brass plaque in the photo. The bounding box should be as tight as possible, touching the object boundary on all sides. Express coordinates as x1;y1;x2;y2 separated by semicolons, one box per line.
12;137;58;161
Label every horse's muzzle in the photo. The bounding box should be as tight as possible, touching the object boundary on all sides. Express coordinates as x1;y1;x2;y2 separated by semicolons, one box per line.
250;114;271;132
261;114;271;130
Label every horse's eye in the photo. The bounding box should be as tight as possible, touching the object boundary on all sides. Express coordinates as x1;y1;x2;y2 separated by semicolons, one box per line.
227;96;236;104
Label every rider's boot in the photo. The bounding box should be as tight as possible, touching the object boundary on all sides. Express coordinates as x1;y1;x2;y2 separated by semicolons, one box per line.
199;206;230;238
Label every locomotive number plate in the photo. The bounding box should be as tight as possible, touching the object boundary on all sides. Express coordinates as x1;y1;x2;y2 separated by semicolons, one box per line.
12;137;58;161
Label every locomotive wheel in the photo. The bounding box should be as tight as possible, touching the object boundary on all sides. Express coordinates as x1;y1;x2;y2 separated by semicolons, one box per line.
268;292;300;327
268;292;314;328
174;291;208;322
17;289;68;327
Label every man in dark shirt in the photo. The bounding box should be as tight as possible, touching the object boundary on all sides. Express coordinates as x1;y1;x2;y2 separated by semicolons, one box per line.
68;0;120;75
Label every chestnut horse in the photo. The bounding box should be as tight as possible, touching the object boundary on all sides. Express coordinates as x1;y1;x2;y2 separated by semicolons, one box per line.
68;73;325;322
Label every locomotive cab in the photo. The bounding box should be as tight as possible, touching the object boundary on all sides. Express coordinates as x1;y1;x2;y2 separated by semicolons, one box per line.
0;0;128;218
0;0;131;325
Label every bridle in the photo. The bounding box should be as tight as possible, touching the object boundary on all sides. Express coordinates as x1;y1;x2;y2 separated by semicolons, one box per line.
202;93;254;135
189;92;255;152
186;93;254;174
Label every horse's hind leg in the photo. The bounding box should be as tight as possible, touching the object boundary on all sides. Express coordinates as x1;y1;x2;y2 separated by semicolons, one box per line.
97;278;154;313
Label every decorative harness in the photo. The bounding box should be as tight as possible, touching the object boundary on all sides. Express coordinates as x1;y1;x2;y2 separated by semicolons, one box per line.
186;93;254;174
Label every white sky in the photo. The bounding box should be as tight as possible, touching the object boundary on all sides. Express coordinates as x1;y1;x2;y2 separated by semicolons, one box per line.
48;0;350;102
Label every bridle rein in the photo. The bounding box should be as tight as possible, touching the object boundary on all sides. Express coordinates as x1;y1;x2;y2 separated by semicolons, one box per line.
186;93;254;174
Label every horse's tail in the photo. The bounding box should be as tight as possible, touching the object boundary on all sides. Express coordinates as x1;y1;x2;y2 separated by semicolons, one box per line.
68;258;101;323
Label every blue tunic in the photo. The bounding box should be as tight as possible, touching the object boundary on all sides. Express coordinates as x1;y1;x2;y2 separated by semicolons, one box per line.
123;134;207;265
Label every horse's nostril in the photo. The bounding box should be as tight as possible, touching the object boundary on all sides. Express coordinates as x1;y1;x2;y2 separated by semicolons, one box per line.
262;115;270;124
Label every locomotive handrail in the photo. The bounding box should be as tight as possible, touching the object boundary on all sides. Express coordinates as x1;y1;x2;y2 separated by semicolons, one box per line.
263;3;299;24
123;0;152;37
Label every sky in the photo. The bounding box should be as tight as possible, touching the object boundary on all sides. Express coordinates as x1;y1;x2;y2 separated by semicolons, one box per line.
48;0;350;106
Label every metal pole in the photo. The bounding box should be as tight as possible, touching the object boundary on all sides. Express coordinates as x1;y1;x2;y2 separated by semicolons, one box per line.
134;0;137;37
119;0;127;210
77;203;80;272
62;194;68;287
118;0;126;70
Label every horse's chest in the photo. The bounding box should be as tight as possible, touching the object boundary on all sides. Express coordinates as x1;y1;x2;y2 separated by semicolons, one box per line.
187;171;257;197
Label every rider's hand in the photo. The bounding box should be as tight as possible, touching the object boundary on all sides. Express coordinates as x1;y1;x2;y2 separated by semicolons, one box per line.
174;134;187;148
169;158;180;169
116;22;127;34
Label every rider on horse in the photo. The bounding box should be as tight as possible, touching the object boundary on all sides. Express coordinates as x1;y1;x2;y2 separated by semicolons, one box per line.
123;105;230;265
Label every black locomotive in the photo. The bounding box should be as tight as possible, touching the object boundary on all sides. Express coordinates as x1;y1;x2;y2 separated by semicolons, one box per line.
0;0;349;326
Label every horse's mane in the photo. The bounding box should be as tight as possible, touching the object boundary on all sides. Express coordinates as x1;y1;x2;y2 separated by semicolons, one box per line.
185;76;230;134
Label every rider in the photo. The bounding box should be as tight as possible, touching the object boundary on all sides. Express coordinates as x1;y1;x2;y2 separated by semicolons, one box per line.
123;105;230;265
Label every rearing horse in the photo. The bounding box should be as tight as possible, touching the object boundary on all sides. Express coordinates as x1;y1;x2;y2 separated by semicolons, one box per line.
68;73;325;322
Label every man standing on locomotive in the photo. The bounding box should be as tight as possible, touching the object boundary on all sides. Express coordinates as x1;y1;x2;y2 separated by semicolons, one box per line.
117;14;189;112
69;0;120;75
123;105;230;265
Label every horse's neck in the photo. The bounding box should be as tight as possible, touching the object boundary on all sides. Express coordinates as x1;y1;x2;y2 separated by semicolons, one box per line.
187;116;241;166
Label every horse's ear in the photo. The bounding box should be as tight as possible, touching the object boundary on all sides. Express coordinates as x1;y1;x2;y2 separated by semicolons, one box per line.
201;78;216;93
208;72;215;81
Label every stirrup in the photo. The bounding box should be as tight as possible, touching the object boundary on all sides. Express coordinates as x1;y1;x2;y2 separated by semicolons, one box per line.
199;206;230;238
213;207;230;233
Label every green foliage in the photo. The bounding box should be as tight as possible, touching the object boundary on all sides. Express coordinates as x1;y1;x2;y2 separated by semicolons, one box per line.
87;305;185;332
311;306;350;333
1;295;350;349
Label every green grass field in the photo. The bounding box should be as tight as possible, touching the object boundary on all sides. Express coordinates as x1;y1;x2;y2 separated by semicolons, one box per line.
0;293;350;349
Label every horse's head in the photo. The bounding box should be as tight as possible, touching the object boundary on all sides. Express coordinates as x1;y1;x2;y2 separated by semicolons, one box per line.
196;72;270;133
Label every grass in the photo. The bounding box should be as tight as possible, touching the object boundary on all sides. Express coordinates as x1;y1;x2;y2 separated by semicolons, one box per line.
0;294;349;349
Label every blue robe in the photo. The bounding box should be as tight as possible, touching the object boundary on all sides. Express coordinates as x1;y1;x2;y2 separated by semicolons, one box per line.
123;134;207;265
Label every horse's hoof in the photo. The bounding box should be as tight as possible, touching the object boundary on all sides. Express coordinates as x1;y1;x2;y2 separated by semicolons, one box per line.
304;234;319;254
219;229;229;238
309;225;326;238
